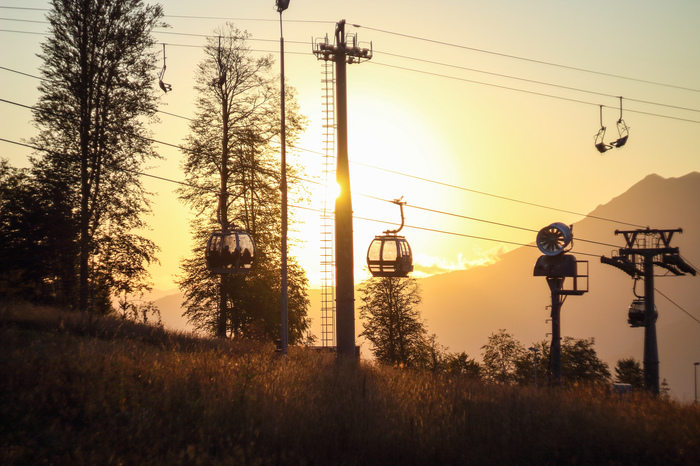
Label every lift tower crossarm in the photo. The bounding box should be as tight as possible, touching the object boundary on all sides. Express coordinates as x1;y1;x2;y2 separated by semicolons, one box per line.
614;228;682;249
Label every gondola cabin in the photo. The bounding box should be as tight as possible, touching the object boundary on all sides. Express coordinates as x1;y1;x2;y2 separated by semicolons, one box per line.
367;234;413;278
206;229;255;274
628;298;657;328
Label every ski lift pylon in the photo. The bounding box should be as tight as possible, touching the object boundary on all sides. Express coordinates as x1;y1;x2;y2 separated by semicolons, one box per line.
366;198;414;278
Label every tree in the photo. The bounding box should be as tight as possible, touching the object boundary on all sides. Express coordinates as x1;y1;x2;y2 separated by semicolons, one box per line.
176;24;310;342
0;158;79;306
560;337;610;385
0;161;49;301
358;276;427;367
29;0;163;312
614;357;644;389
444;352;482;379
415;333;449;372
515;337;610;386
513;340;548;386
481;329;527;384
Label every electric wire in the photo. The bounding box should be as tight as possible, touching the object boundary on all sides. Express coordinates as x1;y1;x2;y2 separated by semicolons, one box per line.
368;61;700;125
0;88;646;231
3;134;601;259
5;5;698;95
3;25;700;123
358;25;700;94
0;91;643;237
376;50;700;115
680;254;700;279
655;287;700;325
0;129;621;257
348;157;647;229
2;12;699;110
0;28;45;36
5;6;700;92
0;137;219;195
0;17;45;25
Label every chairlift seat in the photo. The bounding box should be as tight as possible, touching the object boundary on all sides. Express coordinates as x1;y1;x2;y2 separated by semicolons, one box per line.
611;135;628;148
595;142;612;153
159;80;172;93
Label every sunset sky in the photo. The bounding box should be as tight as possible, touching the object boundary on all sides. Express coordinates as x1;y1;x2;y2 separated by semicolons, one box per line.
2;0;699;292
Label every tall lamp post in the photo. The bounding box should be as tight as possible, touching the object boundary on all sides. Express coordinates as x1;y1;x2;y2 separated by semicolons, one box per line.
276;0;290;356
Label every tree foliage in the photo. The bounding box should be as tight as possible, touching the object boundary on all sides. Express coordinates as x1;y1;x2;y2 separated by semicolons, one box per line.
514;337;610;386
358;276;427;367
481;329;527;384
26;0;163;311
0;160;69;302
176;25;310;342
559;336;610;385
614;357;644;389
444;352;482;379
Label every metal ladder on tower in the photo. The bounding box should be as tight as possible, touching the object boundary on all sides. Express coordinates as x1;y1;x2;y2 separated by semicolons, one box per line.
320;60;336;348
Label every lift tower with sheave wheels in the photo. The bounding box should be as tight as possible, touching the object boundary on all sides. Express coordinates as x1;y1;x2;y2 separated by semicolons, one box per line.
601;228;696;395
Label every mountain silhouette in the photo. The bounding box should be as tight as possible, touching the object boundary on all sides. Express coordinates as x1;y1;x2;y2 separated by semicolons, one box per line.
418;171;700;401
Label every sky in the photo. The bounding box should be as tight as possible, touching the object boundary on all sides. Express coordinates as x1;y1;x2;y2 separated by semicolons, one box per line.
2;0;700;294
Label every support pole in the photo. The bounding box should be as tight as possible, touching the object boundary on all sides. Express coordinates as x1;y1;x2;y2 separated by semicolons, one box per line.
547;278;563;386
279;10;289;356
643;253;659;395
334;20;356;360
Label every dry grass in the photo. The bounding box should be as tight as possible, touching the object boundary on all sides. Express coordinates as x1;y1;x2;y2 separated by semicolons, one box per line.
2;301;699;465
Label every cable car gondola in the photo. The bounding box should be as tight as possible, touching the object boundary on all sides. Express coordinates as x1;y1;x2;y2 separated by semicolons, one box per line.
206;228;255;274
628;298;657;328
366;198;413;278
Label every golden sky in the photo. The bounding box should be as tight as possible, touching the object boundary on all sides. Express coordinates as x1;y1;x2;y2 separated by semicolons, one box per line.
2;0;699;290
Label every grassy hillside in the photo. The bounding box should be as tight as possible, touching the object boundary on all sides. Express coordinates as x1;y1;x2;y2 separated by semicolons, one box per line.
2;302;699;465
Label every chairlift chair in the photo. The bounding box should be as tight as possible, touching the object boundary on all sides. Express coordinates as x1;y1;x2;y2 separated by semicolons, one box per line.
594;105;612;153
366;198;414;278
610;97;629;148
206;229;256;274
158;43;172;93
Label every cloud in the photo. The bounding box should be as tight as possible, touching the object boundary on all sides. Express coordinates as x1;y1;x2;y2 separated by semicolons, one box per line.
411;245;510;278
